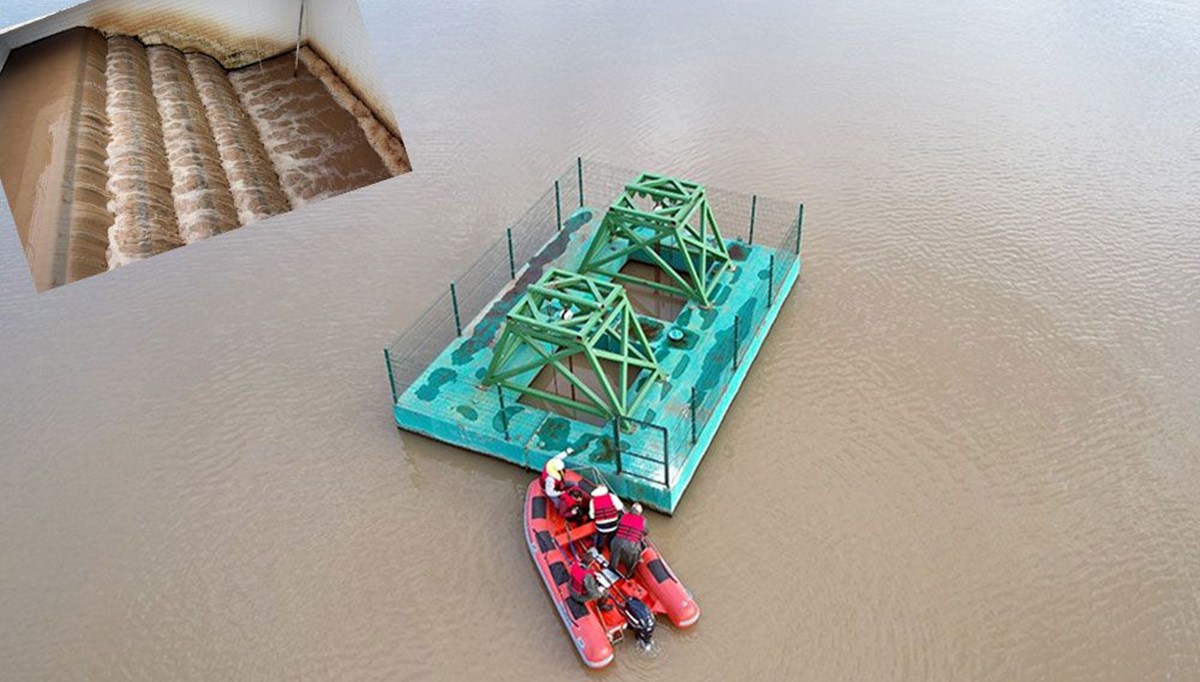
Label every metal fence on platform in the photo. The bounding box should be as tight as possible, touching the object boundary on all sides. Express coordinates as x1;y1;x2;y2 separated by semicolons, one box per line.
385;162;577;401
687;192;801;445
386;158;802;487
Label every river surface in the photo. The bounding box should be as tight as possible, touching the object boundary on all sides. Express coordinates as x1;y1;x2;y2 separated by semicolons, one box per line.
1;0;1198;679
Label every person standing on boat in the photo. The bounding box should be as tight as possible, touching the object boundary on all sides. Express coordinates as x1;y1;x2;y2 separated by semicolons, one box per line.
610;503;647;578
568;559;602;606
589;486;624;553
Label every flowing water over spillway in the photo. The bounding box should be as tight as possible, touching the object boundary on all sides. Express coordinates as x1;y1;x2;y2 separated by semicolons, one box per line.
186;53;292;225
146;45;239;244
228;50;394;209
104;35;183;266
64;30;113;282
1;0;1199;680
0;29;408;288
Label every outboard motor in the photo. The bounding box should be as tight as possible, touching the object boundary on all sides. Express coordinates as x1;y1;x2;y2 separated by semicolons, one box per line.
619;597;656;647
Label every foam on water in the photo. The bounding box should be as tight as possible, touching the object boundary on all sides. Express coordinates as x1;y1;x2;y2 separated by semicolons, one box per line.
146;45;239;244
103;35;182;267
186;52;292;225
228;54;392;209
298;47;411;176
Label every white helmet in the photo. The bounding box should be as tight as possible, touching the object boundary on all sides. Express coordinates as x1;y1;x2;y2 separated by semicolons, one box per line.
544;458;564;478
631;502;643;514
592;485;608;497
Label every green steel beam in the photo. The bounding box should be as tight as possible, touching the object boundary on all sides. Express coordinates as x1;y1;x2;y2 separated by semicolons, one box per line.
579;173;731;308
483;268;664;420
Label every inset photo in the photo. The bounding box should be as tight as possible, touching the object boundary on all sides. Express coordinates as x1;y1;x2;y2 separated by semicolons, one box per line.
0;0;410;292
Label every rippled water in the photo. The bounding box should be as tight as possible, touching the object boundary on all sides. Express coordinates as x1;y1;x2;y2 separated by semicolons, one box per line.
1;0;1198;679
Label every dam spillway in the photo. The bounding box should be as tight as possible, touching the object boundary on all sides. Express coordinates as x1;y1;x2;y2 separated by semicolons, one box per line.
0;27;411;291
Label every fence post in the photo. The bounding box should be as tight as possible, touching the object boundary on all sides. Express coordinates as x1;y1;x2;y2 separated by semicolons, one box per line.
384;348;398;404
506;227;516;279
554;180;562;231
450;282;462;337
768;254;775;307
613;419;622;475
733;315;741;369
661;425;670;488
576;157;584;207
689;387;698;445
748;194;757;245
796;202;804;255
496;384;510;441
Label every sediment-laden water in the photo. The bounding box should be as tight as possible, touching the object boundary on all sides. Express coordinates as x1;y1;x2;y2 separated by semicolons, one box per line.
298;47;411;176
229;53;393;209
186;52;292;225
0;29;408;287
63;29;114;283
0;28;113;289
1;0;1198;680
146;45;239;244
103;35;183;267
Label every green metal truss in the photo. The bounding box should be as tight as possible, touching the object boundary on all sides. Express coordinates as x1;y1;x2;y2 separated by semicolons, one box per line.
483;268;663;420
578;172;732;308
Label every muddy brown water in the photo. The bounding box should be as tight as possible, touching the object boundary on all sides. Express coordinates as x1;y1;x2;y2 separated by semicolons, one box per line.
1;0;1199;679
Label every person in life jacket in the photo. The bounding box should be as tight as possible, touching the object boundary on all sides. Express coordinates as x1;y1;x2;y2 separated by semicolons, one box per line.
609;502;647;578
568;559;602;606
540;449;572;500
541;448;583;520
589;485;624;553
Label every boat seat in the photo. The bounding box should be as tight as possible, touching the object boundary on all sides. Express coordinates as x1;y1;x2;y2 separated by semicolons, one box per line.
566;596;589;621
647;558;673;583
549;561;570;586
535;530;556;553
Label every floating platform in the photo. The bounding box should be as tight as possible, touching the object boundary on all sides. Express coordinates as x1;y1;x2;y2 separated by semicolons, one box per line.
387;161;802;513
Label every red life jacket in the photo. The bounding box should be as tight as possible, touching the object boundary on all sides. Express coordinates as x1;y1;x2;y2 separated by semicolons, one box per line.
593;494;619;532
569;562;589;594
615;512;645;542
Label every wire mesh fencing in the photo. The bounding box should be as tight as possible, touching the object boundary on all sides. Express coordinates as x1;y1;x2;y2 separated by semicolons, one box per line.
387;157;803;488
685;191;801;450
385;161;579;399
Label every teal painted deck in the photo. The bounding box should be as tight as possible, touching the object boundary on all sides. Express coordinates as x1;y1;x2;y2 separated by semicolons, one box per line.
394;207;800;513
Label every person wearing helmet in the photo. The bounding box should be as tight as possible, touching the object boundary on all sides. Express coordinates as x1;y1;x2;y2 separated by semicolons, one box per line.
589;485;624;553
610;502;648;578
540;449;571;500
541;448;584;521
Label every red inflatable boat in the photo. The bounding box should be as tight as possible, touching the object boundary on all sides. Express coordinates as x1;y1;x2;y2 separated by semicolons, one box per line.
523;470;699;668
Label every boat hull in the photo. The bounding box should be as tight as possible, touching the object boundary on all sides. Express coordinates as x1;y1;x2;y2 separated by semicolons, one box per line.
524;471;699;668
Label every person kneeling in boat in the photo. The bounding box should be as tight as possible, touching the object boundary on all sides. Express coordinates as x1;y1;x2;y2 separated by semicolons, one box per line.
589;486;624;553
610;503;647;578
568;559;603;607
541;449;584;521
